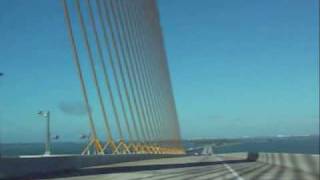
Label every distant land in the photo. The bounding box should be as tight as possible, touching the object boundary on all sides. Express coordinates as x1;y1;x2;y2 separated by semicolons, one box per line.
185;134;319;155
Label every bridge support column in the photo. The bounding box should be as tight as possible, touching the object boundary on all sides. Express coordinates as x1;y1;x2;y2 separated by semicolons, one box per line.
81;138;104;155
102;138;117;153
113;139;131;154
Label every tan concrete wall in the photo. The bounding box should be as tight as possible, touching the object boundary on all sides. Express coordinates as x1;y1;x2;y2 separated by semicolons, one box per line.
216;152;249;160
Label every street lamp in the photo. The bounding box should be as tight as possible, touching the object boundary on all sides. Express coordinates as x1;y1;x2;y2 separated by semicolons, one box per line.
38;110;51;155
0;72;3;158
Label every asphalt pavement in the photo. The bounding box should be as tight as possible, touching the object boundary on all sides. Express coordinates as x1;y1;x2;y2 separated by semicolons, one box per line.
50;146;318;180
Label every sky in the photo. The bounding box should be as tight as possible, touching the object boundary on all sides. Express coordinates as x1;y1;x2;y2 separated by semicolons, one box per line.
0;0;319;143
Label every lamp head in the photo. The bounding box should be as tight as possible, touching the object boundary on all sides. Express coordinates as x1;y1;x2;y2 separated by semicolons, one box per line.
52;135;59;140
38;110;48;117
38;110;43;115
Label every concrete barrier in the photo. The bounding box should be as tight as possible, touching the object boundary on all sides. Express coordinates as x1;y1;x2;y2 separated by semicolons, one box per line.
216;152;249;160
251;152;319;175
0;154;184;179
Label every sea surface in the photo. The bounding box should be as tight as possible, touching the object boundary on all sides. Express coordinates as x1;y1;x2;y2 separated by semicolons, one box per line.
0;136;319;156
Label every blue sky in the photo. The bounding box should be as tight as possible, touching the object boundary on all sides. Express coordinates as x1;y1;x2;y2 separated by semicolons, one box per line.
0;0;319;143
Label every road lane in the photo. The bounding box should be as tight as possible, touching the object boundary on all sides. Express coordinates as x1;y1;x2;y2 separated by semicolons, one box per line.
51;146;319;180
51;153;245;180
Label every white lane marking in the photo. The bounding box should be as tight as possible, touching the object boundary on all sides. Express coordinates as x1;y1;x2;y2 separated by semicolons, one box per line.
223;163;244;180
216;156;244;180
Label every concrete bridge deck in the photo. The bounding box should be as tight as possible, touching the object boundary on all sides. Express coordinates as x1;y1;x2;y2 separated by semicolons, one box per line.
50;152;318;180
1;146;319;179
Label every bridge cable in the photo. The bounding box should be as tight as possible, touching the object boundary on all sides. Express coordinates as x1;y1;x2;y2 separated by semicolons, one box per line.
61;0;103;155
121;0;162;151
96;0;132;153
86;0;120;152
143;0;179;151
118;0;159;144
115;0;155;147
75;0;115;153
106;0;153;145
136;0;167;144
150;1;183;150
134;0;165;146
127;0;162;144
108;0;145;148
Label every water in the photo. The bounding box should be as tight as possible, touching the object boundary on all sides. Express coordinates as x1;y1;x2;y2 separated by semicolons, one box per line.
0;136;319;156
0;142;86;156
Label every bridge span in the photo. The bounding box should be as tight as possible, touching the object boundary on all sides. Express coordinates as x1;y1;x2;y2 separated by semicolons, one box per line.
60;158;316;179
47;146;318;180
1;0;319;180
1;145;318;179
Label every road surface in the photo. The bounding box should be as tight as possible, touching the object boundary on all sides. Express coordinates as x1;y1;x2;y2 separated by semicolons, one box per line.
50;146;318;180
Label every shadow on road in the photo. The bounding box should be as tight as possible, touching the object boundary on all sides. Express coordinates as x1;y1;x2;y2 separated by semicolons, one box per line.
18;158;254;179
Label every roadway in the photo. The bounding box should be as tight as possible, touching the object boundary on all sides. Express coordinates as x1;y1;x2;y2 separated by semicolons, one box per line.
49;146;318;180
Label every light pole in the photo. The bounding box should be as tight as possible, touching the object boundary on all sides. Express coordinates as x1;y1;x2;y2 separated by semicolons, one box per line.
0;72;3;158
38;110;51;155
